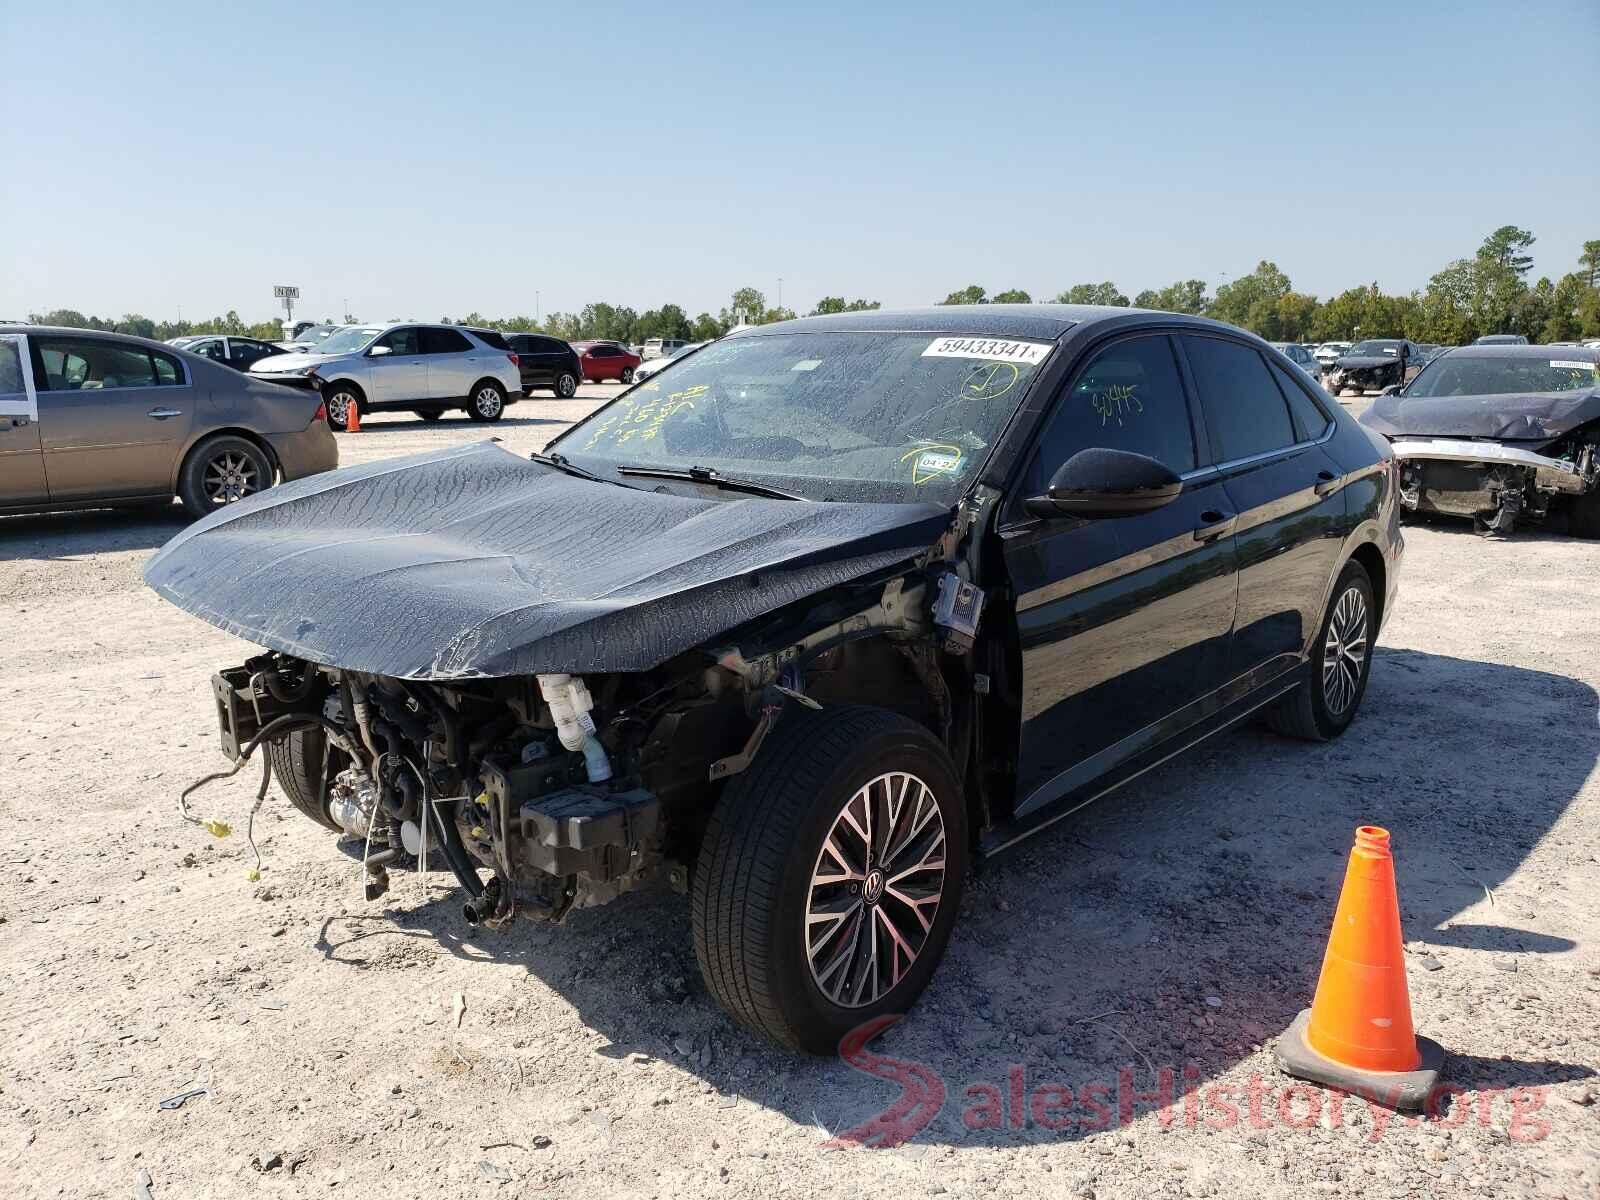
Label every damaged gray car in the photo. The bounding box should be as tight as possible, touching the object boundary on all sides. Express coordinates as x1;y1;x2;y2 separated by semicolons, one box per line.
1359;345;1600;536
1323;338;1426;397
147;306;1402;1051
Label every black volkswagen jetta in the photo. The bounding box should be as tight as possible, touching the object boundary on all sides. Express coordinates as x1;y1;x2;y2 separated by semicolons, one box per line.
147;304;1403;1053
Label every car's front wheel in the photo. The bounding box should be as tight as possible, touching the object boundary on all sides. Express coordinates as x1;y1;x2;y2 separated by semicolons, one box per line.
467;380;507;422
323;386;361;432
692;705;967;1054
1264;559;1376;741
553;371;578;398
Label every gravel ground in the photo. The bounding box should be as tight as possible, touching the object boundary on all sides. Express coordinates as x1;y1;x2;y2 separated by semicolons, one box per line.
2;390;1597;1199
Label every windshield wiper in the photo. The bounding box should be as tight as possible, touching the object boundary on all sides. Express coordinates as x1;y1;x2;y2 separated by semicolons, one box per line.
615;464;808;501
529;451;624;487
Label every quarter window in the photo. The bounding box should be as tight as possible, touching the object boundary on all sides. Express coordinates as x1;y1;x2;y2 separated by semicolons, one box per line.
1026;334;1197;495
1180;336;1296;463
1269;360;1331;441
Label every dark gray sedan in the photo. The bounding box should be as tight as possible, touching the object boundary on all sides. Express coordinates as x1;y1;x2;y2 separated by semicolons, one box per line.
0;325;337;518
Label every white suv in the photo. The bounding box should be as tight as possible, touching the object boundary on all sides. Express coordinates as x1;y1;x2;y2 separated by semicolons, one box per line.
251;323;523;430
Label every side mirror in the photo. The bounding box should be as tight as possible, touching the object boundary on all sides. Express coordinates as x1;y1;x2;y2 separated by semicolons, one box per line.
1024;448;1183;520
368;345;393;357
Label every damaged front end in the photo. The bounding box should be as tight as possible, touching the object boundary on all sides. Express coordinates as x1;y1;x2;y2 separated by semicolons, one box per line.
195;552;981;926
1390;435;1599;535
1326;356;1404;396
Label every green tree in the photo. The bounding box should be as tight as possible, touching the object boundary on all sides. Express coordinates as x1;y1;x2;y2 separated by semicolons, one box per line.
810;297;881;315
1478;225;1536;276
990;288;1031;304
1054;282;1129;306
1133;280;1209;315
1209;261;1294;335
719;287;766;328
634;304;693;341
1580;240;1600;290
690;312;724;341
940;285;987;305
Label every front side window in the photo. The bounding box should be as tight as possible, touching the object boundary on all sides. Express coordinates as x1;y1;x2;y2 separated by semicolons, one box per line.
0;340;25;396
377;327;420;355
1026;335;1196;495
550;330;1056;504
34;338;158;390
1181;335;1296;462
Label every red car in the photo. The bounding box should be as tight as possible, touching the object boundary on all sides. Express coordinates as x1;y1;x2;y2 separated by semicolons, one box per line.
571;341;641;384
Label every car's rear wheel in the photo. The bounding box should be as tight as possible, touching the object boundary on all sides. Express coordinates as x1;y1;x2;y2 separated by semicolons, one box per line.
1263;559;1375;741
323;386;361;432
619;367;635;384
692;705;967;1054
414;409;444;422
177;435;273;518
468;380;506;422
554;371;578;398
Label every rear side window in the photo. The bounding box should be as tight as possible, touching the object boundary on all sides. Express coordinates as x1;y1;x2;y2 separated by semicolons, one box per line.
33;337;158;390
536;337;566;353
421;328;473;355
1180;336;1296;463
1269;360;1331;441
0;340;25;396
1026;334;1197;493
152;349;182;385
467;329;510;351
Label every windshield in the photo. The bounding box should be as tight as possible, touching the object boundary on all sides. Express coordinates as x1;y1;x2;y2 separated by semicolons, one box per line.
293;325;338;344
1349;340;1402;356
1406;355;1598;398
314;326;383;355
547;331;1055;504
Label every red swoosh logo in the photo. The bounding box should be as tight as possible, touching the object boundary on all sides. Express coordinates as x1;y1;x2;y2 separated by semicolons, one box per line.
825;1015;945;1149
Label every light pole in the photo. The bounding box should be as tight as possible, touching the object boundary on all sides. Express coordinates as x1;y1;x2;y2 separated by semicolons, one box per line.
777;277;783;313
536;291;541;324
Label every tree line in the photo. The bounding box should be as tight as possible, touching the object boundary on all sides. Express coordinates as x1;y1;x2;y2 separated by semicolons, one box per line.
935;227;1600;344
26;227;1599;348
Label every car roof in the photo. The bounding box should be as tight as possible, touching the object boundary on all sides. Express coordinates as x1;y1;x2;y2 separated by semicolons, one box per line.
731;303;1253;341
1;324;188;350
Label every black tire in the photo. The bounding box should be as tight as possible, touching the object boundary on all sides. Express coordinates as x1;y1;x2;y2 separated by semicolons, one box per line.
267;729;342;831
414;409;444;422
619;367;635;384
1263;559;1376;741
177;435;274;519
323;385;361;432
1568;488;1600;539
467;380;507;422
553;371;578;398
691;705;968;1054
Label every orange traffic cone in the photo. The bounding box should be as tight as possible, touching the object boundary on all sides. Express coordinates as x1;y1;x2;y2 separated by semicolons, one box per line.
1275;826;1444;1110
344;396;360;432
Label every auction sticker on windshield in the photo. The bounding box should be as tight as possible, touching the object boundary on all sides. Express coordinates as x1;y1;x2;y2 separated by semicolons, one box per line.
1549;360;1596;371
922;336;1052;365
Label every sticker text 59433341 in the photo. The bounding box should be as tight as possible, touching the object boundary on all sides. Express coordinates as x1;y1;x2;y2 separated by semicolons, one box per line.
921;337;1052;366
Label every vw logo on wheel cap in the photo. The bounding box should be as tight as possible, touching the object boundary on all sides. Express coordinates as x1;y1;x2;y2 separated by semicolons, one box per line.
863;869;885;904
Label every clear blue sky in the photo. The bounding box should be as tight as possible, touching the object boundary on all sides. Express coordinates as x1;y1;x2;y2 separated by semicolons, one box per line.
3;0;1596;324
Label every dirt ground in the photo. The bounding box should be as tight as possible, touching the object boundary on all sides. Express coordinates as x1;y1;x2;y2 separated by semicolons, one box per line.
2;389;1597;1199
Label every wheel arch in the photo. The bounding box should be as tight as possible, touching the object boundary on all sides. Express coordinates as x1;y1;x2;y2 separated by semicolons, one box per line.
170;426;281;492
1347;540;1387;631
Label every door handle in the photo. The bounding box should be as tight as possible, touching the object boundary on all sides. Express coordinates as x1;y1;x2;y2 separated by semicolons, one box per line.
1193;510;1237;542
1313;470;1339;496
147;408;182;420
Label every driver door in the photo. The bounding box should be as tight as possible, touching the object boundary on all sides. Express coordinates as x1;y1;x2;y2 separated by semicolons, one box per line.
0;334;47;505
999;332;1239;818
368;326;428;403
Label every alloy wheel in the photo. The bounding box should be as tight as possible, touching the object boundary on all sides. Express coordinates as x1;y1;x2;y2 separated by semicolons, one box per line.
203;450;260;506
1322;585;1369;715
805;770;947;1008
327;393;352;427
475;387;503;418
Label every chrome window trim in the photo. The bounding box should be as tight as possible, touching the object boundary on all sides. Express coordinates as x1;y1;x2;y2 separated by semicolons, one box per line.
1179;417;1335;482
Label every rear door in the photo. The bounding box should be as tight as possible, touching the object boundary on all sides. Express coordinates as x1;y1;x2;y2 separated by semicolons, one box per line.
420;326;479;399
368;326;428;404
0;334;47;504
1177;334;1348;680
1001;332;1239;817
32;335;193;498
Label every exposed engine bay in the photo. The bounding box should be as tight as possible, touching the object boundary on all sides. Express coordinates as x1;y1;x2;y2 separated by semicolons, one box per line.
191;564;984;926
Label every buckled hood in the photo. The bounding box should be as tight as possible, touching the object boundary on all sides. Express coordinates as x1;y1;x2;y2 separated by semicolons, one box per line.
144;441;951;680
1359;388;1600;444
